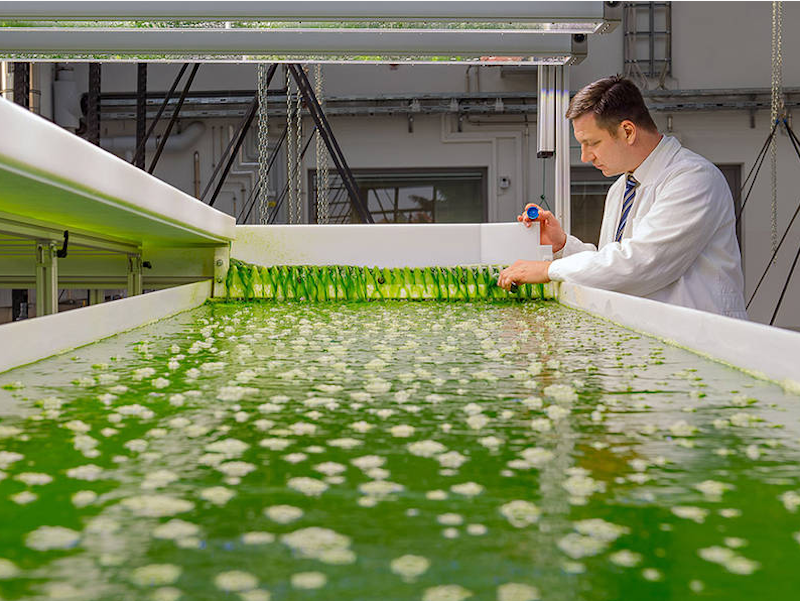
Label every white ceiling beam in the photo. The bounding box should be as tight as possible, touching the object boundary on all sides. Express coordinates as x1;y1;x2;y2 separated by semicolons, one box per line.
0;1;619;31
0;28;588;65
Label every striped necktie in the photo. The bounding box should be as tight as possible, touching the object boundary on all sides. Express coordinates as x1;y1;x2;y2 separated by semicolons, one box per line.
615;174;639;242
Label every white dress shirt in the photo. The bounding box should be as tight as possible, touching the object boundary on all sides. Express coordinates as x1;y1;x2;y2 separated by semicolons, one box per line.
547;135;748;319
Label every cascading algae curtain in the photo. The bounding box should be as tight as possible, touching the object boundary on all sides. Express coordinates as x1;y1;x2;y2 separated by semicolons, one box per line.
224;259;556;301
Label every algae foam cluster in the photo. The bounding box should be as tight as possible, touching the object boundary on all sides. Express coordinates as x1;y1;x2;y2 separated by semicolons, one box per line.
224;259;556;301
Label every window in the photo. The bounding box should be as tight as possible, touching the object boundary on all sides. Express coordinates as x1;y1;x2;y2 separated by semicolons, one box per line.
570;166;616;246
309;168;487;224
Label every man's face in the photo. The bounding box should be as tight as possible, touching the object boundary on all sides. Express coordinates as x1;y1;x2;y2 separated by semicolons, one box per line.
572;113;633;177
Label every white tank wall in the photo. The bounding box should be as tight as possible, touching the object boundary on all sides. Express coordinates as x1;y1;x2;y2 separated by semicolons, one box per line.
24;1;800;328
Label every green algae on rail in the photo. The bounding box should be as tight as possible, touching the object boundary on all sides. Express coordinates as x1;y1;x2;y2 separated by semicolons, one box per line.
224;259;556;301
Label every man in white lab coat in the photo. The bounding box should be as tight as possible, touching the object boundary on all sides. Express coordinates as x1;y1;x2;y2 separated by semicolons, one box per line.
497;76;747;319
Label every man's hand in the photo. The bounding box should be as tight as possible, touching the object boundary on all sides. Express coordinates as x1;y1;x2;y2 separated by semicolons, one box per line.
497;260;551;290
517;203;568;253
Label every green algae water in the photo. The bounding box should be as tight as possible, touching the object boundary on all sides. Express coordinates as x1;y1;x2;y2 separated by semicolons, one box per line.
0;301;799;601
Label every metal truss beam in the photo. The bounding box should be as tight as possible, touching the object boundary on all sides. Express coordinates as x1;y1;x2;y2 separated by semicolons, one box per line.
148;63;200;173
132;63;188;168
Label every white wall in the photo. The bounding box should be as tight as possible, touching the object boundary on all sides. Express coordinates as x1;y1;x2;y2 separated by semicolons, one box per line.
38;2;800;328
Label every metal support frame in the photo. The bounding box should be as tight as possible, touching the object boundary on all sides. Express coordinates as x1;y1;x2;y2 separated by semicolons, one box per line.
127;253;143;296
554;65;571;235
288;63;373;223
86;62;101;145
135;63;147;169
148;62;200;174
0;211;141;256
35;240;59;316
213;246;229;298
623;2;672;81
89;288;104;305
132;62;188;168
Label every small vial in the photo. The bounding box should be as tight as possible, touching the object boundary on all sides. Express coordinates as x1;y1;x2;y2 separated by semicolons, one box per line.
526;206;539;220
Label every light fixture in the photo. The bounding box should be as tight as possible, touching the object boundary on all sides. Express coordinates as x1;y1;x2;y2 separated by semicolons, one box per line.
0;1;617;64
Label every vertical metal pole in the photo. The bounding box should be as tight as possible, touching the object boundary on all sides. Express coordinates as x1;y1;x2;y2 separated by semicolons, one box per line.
12;62;30;320
12;62;30;107
554;65;571;236
87;63;101;145
649;2;656;77
127;254;143;297
537;65;555;158
35;241;58;317
89;289;104;305
135;63;147;169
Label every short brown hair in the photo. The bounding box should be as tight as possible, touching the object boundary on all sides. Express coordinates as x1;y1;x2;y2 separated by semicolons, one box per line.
566;75;657;134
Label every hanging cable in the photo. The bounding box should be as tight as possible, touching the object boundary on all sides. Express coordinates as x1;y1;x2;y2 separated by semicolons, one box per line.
736;119;779;224
315;64;330;224
539;157;552;212
269;128;318;225
746;119;800;315
240;124;289;224
747;200;800;310
256;63;270;224
770;239;800;325
770;0;785;254
294;68;304;225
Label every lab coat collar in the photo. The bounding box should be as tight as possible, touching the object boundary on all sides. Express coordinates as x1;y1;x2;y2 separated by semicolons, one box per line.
631;135;681;186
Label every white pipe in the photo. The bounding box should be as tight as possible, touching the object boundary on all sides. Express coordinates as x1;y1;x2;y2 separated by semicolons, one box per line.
53;63;80;131
100;121;205;153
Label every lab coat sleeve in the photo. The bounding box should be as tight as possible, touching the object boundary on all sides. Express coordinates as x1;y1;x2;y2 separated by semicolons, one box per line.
555;235;597;259
547;163;729;297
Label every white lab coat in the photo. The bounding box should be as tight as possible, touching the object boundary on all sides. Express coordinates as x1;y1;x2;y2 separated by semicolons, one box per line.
547;135;748;319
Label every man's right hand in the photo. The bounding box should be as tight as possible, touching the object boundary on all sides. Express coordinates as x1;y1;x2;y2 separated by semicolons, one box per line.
517;203;568;253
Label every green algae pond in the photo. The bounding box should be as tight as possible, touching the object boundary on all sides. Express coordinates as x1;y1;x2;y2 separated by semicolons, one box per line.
1;300;799;601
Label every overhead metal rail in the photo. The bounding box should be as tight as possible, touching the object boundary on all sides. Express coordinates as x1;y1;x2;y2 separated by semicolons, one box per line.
93;87;800;121
0;29;589;65
0;1;621;33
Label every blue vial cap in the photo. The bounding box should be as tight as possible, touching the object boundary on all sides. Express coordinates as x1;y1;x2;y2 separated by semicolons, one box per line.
526;206;539;220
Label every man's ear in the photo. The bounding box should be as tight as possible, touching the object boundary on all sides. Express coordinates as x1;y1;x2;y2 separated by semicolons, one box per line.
621;120;637;145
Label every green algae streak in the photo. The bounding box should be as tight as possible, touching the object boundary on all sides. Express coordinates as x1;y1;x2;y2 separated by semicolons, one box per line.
224;259;556;302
